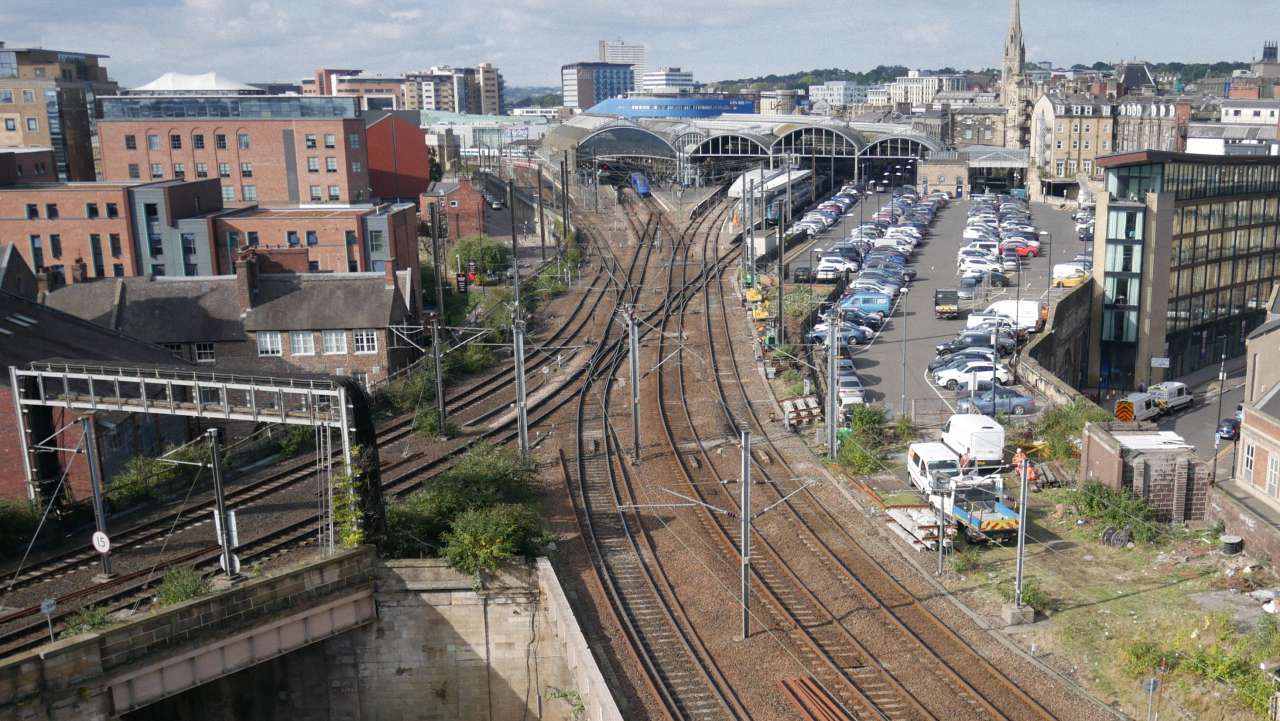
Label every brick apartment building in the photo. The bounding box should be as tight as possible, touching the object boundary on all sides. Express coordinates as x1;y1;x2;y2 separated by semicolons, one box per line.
420;178;486;240
365;112;432;202
43;248;422;388
0;43;120;180
0;147;56;183
0;244;188;503
210;202;418;274
96;95;372;206
1236;288;1280;505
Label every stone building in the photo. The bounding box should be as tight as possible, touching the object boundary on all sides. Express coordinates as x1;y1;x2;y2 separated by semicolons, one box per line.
1113;97;1193;153
1078;422;1210;523
1029;93;1115;198
951;107;1009;147
999;0;1032;149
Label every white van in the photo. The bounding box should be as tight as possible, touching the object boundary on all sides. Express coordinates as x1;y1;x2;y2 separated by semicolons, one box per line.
906;442;962;494
1148;381;1193;413
1117;392;1163;421
981;299;1043;333
940;414;1006;474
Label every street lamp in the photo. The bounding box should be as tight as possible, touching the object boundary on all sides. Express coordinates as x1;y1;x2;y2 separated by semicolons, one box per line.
899;287;910;418
1039;230;1052;296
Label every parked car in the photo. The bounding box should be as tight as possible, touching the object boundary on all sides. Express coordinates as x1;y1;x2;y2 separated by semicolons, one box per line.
957;386;1037;415
837;376;867;404
936;333;1016;357
1217;418;1241;441
933;361;1012;390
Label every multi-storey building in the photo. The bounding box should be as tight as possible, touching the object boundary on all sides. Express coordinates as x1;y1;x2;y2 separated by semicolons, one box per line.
886;71;965;108
807;81;867;109
96;94;372;205
405;65;503;115
477;63;504;115
365;111;433;202
1030;93;1115;195
0;147;56;182
1220;99;1280;125
1089;151;1280;391
561;62;633;110
1113;97;1193;153
642;67;695;94
598;39;646;91
0;42;120;180
950;107;1009;147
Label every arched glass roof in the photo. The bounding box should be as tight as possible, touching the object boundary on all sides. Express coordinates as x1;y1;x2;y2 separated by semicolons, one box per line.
578;125;676;159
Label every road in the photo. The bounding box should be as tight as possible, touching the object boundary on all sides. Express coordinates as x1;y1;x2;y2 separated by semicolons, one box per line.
788;194;1084;422
1161;364;1246;475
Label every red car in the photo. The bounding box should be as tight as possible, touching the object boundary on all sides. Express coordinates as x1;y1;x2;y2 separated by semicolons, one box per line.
1001;242;1039;257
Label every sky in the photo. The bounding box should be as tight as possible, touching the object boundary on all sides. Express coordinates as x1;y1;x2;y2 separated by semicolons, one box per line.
4;0;1279;89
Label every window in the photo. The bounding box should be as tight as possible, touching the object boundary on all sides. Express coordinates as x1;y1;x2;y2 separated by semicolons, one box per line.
45;204;58;219
173;162;185;178
291;332;315;355
196;162;209;178
238;133;250;150
307;156;319;172
351;161;362;173
25;203;38;219
449;200;458;208
322;330;347;354
89;234;104;276
1056;160;1065;177
150;163;164;178
2;118;13;131
287;230;300;246
348;133;360;148
25;118;37;132
195;342;216;363
348;260;358;272
109;233;121;257
310;185;322;201
247;231;259;246
308;261;321;272
353;329;378;354
86;202;99;219
147;134;160;150
193;134;205;149
305;133;317;148
28;235;42;270
49;234;61;258
218;162;230;178
215;133;227;149
326;156;337;172
1055;140;1063;150
1083;140;1091;150
128;163;140;179
328;185;341;201
1071;140;1079;150
125;134;137;150
180;232;197;254
306;230;318;246
257;331;282;356
0;89;11;103
151;263;166;276
170;134;182;149
22;89;35;103
1084;160;1093;176
106;202;119;219
368;229;385;252
345;230;357;245
1269;456;1280;497
242;185;257;201
324;133;336;148
221;186;235;203
226;230;239;249
162;343;183;355
239;162;253;177
112;263;124;277
1245;444;1255;481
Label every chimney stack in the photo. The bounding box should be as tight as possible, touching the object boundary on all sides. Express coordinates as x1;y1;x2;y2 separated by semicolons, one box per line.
71;257;89;284
235;251;259;314
384;257;397;289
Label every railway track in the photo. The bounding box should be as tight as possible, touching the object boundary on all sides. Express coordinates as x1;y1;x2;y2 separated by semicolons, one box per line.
674;203;1060;720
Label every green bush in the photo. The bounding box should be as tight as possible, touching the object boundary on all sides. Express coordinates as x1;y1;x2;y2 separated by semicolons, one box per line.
383;366;437;414
60;606;112;638
452;235;512;276
413;407;459;439
155;566;210;607
951;544;984;573
894;414;917;443
278;425;315;457
1035;398;1110;463
837;438;881;475
998;576;1050;610
443;503;552;577
0;501;37;558
1123;640;1180;677
1071;481;1165;544
448;342;497;376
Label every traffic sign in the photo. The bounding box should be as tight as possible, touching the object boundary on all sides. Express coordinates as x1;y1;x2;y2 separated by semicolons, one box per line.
91;531;111;554
1150;357;1170;369
456;272;469;294
219;553;241;575
40;598;56;616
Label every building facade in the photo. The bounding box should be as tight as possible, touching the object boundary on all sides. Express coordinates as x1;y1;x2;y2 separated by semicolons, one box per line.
808;81;867;109
1113;97;1192;153
886;71;965;108
598;40;646;91
1236;296;1280;508
950;107;1009;147
561;63;633;110
1090;151;1280;391
0;43;120;180
406;65;504;115
365;112;433;202
0;147;56;183
420;179;487;241
1030;93;1115;195
641;67;695;94
96;95;372;205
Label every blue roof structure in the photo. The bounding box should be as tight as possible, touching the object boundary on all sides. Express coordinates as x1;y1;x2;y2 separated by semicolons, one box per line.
588;96;755;120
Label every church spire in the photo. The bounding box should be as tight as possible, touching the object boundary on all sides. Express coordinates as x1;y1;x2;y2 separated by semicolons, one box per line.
1003;0;1025;83
1009;0;1023;42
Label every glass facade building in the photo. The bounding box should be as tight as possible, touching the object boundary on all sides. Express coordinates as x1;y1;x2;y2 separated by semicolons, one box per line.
100;95;361;120
1093;151;1280;390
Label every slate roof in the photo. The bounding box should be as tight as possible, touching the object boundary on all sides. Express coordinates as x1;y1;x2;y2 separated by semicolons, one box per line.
243;274;409;331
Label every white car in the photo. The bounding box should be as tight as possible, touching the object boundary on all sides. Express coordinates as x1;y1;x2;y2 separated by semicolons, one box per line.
837;376;867;404
958;257;1002;275
933;361;1012;390
815;259;853;281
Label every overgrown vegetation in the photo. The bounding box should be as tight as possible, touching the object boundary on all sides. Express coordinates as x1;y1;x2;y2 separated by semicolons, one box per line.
998;576;1051;611
1070;481;1165;544
450;234;512;277
277;425;314;457
107;442;211;509
155;566;211;607
951;543;984;574
60;605;112;638
781;368;806;398
412;407;459;439
333;445;367;549
1034;398;1111;466
0;501;37;559
384;444;549;576
837;405;889;475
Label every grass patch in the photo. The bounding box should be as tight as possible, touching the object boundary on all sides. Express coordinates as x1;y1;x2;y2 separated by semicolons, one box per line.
837;405;890;476
60;606;112;638
155;566;211;607
1070;481;1166;544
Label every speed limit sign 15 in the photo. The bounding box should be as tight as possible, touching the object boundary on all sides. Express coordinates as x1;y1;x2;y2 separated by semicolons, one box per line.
91;531;111;554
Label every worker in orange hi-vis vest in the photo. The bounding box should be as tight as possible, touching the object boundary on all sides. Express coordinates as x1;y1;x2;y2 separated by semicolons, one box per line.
1027;464;1039;490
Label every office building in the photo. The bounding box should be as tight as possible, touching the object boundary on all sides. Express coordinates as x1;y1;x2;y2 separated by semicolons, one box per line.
808;81;867;109
96;94;371;205
304;68;405;110
1089;151;1280;390
477;63;504;115
886;70;965;108
405;64;504;115
641;67;695;94
0;42;120;181
598;39;646;90
561;62;633;109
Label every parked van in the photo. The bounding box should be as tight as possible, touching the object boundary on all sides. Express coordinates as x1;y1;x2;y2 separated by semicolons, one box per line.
1115;392;1163;421
1148;381;1193;413
940;414;1006;474
906;442;963;494
839;291;893;315
981;299;1044;333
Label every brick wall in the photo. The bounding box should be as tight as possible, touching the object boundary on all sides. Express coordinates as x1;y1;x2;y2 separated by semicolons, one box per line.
1079;422;1209;522
98;119;371;206
213;204;418;275
1208;484;1280;571
0;185;137;282
0;149;57;184
422;178;486;242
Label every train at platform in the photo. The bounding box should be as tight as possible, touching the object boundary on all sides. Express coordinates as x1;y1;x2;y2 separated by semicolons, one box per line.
629;172;651;197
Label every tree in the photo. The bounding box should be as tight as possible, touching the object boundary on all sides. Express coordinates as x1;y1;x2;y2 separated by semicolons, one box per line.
1091;62;1113;71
